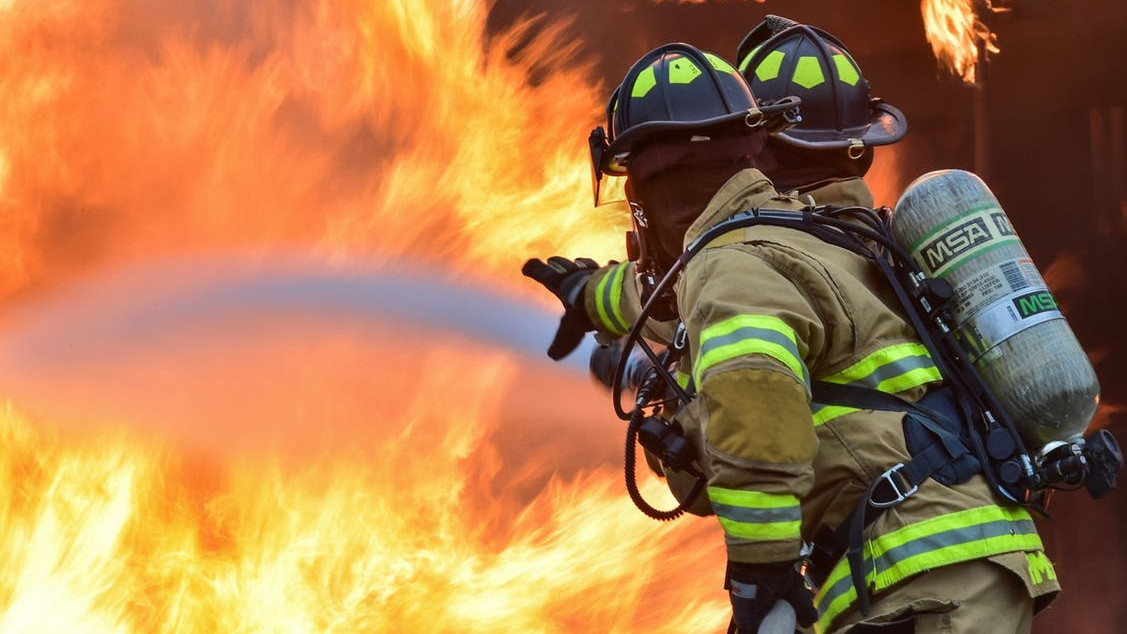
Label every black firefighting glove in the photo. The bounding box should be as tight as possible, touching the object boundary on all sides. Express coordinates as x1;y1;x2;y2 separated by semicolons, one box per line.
521;256;599;360
726;560;817;633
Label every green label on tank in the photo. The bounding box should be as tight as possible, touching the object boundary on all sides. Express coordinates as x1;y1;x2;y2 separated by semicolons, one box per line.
1013;290;1059;318
909;206;1020;277
956;285;1063;361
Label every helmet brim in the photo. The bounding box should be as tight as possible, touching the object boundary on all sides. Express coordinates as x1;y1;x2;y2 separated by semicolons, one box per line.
601;96;801;176
777;99;907;150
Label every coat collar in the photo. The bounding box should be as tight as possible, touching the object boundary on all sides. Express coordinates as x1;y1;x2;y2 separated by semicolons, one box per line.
682;168;786;247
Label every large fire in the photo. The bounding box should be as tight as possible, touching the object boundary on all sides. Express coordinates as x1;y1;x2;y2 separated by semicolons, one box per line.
0;0;729;631
0;278;727;631
0;0;626;299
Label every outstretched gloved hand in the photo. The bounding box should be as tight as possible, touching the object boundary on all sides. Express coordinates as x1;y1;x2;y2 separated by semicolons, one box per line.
522;256;600;360
726;560;816;633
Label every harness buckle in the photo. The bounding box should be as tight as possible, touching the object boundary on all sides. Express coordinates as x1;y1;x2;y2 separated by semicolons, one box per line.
869;463;918;508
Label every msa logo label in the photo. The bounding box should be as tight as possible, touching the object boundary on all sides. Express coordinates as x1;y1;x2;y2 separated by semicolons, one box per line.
914;208;1017;276
989;211;1015;237
1013;290;1058;318
921;217;992;271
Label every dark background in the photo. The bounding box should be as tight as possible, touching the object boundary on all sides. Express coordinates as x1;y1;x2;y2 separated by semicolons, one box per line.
489;1;1127;631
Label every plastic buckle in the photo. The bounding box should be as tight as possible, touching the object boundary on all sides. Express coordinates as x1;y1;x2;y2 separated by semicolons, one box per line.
870;463;918;508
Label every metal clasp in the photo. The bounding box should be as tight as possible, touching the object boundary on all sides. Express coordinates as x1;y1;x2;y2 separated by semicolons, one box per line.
672;322;688;352
745;107;765;129
869;463;918;508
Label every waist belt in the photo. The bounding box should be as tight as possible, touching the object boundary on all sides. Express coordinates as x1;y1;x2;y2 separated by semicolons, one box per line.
805;383;978;614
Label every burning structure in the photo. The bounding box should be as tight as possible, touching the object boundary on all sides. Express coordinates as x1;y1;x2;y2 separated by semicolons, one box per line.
0;0;1123;632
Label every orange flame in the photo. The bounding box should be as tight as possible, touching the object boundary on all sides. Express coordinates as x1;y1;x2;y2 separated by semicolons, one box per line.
0;264;729;631
0;0;628;300
0;0;738;631
920;0;1001;84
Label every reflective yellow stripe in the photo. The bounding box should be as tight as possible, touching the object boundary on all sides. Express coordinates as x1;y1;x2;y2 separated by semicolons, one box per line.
675;371;691;390
708;487;802;541
810;343;941;426
593;262;630;336
811;404;858;426
821;343;936;386
694;315;808;389
814;506;1041;632
708;487;800;509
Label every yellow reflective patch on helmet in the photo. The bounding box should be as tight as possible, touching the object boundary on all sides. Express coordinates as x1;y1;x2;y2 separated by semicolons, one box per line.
833;54;860;86
738;45;763;73
753;50;785;82
705;52;735;74
668;56;702;85
631;67;657;98
791;56;825;89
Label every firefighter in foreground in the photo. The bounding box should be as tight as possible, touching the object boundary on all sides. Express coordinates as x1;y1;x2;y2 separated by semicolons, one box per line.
522;36;1059;633
532;16;909;365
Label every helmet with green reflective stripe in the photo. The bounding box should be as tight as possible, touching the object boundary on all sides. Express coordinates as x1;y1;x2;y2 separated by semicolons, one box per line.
598;42;800;176
736;18;906;154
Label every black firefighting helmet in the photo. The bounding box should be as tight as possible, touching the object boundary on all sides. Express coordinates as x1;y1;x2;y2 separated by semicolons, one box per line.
735;17;906;157
591;43;800;179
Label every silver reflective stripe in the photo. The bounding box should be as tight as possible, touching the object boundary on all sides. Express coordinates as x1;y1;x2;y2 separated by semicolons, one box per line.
809;344;940;425
697;324;808;386
857;352;935;389
870;517;1039;573
814;507;1042;629
712;502;802;525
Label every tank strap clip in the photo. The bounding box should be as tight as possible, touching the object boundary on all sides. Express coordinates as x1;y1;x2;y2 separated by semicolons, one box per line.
868;463;919;508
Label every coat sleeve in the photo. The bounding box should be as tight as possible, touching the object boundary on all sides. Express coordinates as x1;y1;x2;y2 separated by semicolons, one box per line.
678;243;827;565
584;261;678;343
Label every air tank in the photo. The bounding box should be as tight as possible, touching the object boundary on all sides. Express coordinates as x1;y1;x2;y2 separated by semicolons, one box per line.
891;169;1099;448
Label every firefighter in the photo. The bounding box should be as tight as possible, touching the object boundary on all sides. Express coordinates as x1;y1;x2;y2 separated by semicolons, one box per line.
733;21;1060;632
529;16;908;363
523;38;1059;634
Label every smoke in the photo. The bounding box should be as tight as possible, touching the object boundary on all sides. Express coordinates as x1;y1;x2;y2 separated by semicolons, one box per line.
0;255;608;469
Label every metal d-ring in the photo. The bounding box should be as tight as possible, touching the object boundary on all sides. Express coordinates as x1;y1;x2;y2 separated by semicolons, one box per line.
745;107;765;129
